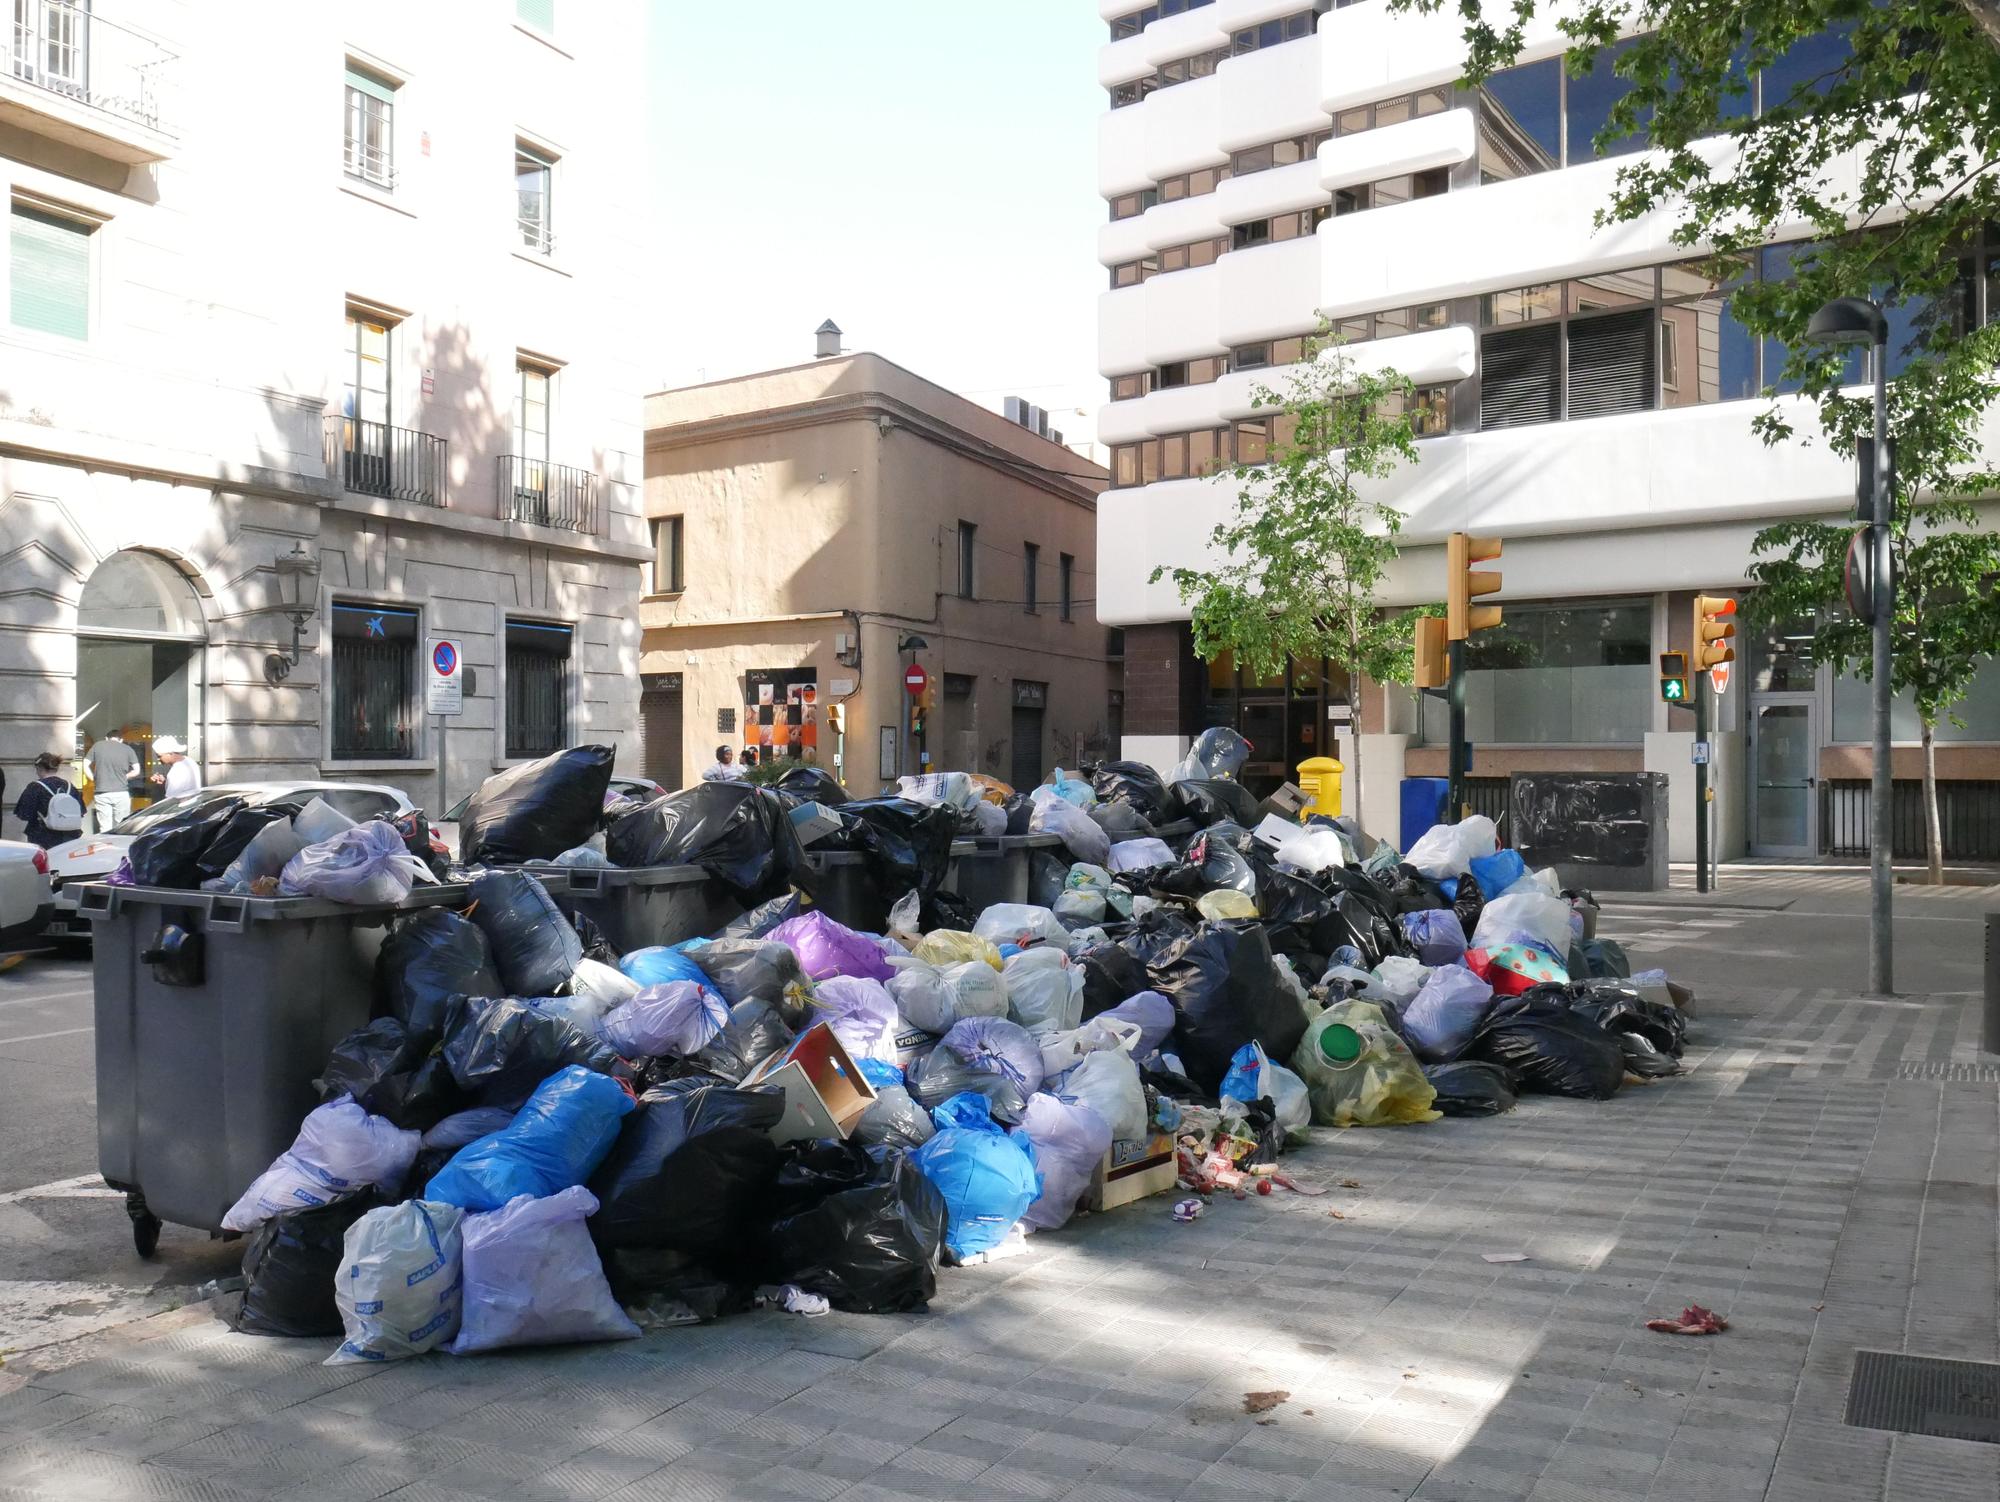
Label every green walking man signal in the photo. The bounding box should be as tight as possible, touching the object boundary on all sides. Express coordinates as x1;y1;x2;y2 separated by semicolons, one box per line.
1659;651;1689;703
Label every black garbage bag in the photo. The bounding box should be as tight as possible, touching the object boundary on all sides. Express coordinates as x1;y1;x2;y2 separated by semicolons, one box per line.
1466;998;1624;1100
686;940;813;1025
377;908;504;1036
1525;980;1684;1055
685;999;795;1085
1091;761;1175;823
1619;1033;1681;1077
1182;826;1259;898
439;995;628;1109
1422;1060;1517;1117
1252;865;1350;966
1128;920;1305;1096
1026;848;1070;907
717;891;805;941
1001;792;1034;836
316;1016;463;1130
920;887;980;934
1173;779;1260;828
1334;891;1406;969
192;804;295;885
1388;864;1453;915
909;1017;1043;1124
461;744;615;865
467;870;583;996
568;909;619;968
1140;1060;1209;1103
759;1143;947;1313
231;1190;385;1337
1451;869;1486;936
774;765;850;805
588;1080;784;1261
824;797;958;904
1578;938;1631;980
600;1246;756;1317
606;783;812;905
127;795;248;888
852;1085;936;1151
1090;801;1156;844
1076;940;1153;1021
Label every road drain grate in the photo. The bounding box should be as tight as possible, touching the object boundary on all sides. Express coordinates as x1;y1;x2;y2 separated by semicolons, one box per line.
1846;1351;2000;1443
1894;1062;2000;1082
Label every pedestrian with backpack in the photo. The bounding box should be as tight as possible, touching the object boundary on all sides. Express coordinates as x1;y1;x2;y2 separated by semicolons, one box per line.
14;753;83;849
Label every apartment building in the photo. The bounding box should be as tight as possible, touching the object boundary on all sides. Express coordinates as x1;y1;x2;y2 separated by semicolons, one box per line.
0;0;649;830
1094;0;2000;860
642;351;1118;795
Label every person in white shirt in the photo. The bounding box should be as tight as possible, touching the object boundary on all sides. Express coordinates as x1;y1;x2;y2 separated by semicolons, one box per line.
699;744;745;783
150;735;202;799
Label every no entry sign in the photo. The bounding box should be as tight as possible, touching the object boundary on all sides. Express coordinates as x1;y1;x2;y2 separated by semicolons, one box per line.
904;663;928;697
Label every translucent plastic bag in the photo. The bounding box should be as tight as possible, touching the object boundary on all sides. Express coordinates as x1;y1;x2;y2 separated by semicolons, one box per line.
973;904;1072;953
619;945;711;990
1403;815;1499;880
1399;965;1497;1064
1400;909;1468;966
1037;1016;1142;1078
564;958;639;1017
1011;1092;1111;1232
1273;825;1352;874
1054;1048;1146;1142
279;822;431;906
913;1093;1043;1260
1197;889;1258;921
1471;891;1574;959
1096;990;1176;1060
208;816;306;894
1030;798;1110;867
222;1098;420;1232
853;1084;936;1151
1369;956;1431;1006
910;930;1003;971
886;956;1008;1034
909;1016;1046;1123
1108;837;1173;873
327;1200;465;1364
1002;948;1083;1034
896;772;976;811
1064;863;1130;920
1467;848;1526;898
446;1186;639;1354
810;975;903;1066
1290;1000;1440;1127
599;981;728;1058
767;911;895;983
293;797;356;846
424;1066;636;1212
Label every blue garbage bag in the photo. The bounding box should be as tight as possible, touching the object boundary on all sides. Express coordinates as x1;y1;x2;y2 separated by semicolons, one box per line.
1467;849;1526;900
913;1092;1042;1259
425;1066;635;1212
1400;909;1468;966
619;946;712;990
856;1057;906;1089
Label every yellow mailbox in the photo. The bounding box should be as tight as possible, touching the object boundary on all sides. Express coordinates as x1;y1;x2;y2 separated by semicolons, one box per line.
1296;756;1343;819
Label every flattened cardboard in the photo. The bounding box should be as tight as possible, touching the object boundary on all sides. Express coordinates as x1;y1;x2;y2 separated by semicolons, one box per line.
788;801;844;849
746;1021;878;1144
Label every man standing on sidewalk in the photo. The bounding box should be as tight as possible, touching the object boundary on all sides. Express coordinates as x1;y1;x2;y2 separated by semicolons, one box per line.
151;736;200;799
84;729;138;832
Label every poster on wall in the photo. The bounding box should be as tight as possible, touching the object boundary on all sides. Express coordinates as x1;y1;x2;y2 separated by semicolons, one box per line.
745;667;819;764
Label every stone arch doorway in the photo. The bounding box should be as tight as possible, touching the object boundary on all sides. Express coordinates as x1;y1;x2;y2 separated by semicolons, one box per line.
74;550;208;808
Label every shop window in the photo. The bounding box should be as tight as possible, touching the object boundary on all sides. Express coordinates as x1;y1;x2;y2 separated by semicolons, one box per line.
506;619;572;759
1421;599;1653;745
331;603;417;760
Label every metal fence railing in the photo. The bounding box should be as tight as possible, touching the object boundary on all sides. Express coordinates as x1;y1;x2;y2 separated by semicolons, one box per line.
326;416;445;507
499;454;597;534
1820;779;2000;862
9;1;171;133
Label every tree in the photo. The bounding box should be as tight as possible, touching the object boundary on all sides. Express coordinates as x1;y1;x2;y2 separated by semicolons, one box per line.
1391;0;2000;877
1150;331;1432;816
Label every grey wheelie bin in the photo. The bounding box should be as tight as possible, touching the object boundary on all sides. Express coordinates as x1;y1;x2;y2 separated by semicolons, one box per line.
948;833;1064;912
82;880;474;1256
805;849;892;932
525;862;743;953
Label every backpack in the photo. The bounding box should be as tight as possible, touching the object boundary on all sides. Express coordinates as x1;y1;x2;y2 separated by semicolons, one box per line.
41;778;83;833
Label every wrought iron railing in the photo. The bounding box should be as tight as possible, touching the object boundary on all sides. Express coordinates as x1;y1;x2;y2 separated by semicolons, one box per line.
1820;779;2000;862
8;0;171;133
343;139;396;189
326;416;445;506
499;454;598;533
517;214;554;256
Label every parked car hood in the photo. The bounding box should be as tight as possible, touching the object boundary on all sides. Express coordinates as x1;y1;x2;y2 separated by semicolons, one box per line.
46;834;134;886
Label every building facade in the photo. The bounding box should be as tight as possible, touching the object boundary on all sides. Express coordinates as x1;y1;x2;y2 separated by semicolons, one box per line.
642;353;1118;796
0;0;649;835
1094;0;2000;859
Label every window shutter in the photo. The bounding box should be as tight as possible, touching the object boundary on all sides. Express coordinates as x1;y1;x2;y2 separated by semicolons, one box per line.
516;0;555;31
1479;324;1559;430
10;207;89;339
1566;308;1656;420
344;65;395;102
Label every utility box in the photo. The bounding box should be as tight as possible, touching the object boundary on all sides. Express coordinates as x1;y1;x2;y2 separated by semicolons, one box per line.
1296;758;1343;819
1509;772;1669;892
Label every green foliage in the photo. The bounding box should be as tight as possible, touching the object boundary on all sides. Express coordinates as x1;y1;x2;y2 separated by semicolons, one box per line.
1391;0;2000;730
1148;329;1432;695
741;753;804;787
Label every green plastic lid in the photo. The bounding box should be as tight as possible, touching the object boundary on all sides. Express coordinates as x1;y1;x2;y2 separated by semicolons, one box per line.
1318;1023;1363;1064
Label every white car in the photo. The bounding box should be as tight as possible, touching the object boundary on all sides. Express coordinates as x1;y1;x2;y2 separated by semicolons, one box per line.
41;781;427;945
0;839;54;950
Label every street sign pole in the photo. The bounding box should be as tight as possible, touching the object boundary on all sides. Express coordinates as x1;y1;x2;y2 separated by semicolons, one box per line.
426;638;465;820
1447;638;1467;820
1694;672;1710;895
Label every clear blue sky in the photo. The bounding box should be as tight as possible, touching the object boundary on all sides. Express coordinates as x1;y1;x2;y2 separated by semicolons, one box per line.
645;1;1109;446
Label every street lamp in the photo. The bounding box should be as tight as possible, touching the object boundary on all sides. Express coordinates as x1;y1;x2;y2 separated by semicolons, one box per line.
1805;295;1893;994
264;540;320;684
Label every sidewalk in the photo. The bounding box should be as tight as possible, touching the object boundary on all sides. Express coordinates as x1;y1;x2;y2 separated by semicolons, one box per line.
1;977;1993;1501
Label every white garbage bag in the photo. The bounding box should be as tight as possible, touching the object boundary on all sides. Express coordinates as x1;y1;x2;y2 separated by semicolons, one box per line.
973;904;1072;953
1108;837;1173;873
1002;948;1084;1034
1011;1093;1112;1232
886;957;1008;1034
1030;798;1110;867
563;958;640;1016
1369;956;1432;1006
1472;891;1575;959
222;1097;420;1232
446;1187;639;1354
327;1200;466;1364
292;797;356;846
279;821;432;906
1055;1048;1147;1142
1273;825;1352;874
598;980;729;1058
1403;815;1499;880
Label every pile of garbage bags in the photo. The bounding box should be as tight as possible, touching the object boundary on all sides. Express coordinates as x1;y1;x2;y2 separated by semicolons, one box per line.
209;738;1689;1364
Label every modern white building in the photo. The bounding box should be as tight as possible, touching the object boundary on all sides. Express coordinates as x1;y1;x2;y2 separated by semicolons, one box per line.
1094;0;2000;860
0;0;650;833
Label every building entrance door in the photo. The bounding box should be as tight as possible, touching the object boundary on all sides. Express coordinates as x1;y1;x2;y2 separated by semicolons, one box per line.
640;673;683;790
1749;697;1817;857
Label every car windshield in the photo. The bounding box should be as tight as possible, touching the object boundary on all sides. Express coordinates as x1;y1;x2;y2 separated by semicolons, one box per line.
444;794;472;822
111;789;235;836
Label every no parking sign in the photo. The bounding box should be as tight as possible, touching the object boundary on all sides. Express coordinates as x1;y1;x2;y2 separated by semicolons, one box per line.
427;638;464;715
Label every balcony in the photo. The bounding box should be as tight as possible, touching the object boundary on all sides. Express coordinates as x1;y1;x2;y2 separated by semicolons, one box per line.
326;416;446;507
500;454;598;533
1;2;173;162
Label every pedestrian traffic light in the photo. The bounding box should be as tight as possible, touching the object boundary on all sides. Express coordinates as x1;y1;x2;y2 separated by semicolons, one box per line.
1692;595;1737;672
1659;651;1689;703
1447;532;1503;641
1412;615;1447;689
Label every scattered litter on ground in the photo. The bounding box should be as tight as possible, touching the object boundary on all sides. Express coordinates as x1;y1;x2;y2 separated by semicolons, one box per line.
1242;1390;1289;1414
1646;1304;1729;1335
1480;1252;1529;1264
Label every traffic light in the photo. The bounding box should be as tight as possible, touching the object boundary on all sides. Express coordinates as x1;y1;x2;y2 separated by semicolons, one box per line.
911;678;934;739
825;703;844;735
1659;651;1689;703
1692;595;1737;672
1447;533;1503;640
1412;615;1447;689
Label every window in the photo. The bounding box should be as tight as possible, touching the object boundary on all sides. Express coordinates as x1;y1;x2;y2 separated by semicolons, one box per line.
1566;38;1647;165
1110;372;1150;401
516;0;555;30
1110;257;1156;288
1476;56;1560;181
1231;130;1331;176
343;64;396;188
1334;169;1448;216
1420;599;1654;745
1109;188;1158;221
1159;236;1226;272
506;620;572;759
516;360;552;464
1566;307;1656;419
1160;165;1230;201
1060;554;1075;622
331;602;417;760
340;307;394;492
516;145;554;255
651;516;685;594
957;521;976;599
1157;361;1189;389
1230;9;1324;54
9;202;90;340
1333;87;1452;137
1480;324;1561;429
1023;543;1039;614
1232;219;1270;250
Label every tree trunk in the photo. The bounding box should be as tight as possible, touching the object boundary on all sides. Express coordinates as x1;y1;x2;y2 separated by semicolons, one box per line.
1347;678;1364;825
1922;721;1943;885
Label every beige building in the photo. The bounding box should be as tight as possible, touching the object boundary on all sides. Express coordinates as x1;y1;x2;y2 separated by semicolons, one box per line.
0;0;650;832
642;353;1118;795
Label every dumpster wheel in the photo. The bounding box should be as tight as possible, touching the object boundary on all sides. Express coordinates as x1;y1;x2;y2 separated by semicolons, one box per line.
125;1191;161;1259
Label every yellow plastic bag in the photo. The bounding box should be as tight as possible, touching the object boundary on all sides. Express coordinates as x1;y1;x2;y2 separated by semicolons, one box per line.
1196;889;1258;921
910;929;1004;972
1291;1000;1439;1127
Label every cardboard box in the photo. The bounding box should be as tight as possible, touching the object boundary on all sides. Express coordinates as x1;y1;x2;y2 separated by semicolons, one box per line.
1259;783;1308;820
746;1023;877;1144
1085;1132;1177;1213
787;801;844;848
1252;812;1302;851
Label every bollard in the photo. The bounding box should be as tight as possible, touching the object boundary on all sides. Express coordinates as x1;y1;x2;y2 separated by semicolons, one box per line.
1986;912;2000;1055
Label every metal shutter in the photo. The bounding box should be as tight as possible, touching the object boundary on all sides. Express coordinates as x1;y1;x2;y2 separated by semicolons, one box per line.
10;206;88;339
1566;308;1656;420
1478;324;1559;430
